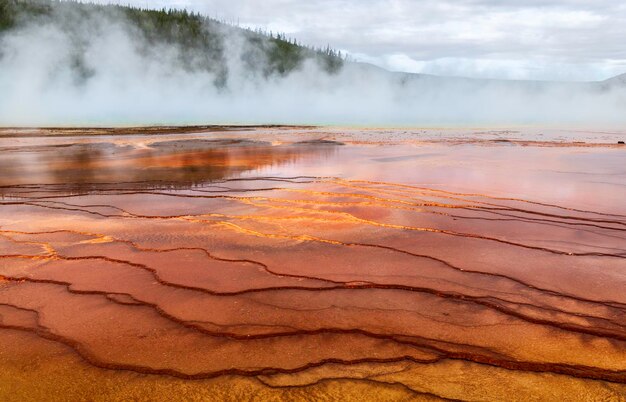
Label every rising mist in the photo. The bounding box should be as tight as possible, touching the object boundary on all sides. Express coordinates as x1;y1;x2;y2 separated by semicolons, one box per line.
0;0;625;127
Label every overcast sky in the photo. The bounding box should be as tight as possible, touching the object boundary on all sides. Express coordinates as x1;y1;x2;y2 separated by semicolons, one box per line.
88;0;626;81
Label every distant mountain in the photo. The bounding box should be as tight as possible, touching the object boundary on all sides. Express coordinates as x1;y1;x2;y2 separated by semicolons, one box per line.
603;73;626;86
344;61;626;95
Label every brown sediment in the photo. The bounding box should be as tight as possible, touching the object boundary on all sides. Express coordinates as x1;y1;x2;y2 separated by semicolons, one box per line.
0;127;625;400
0;125;315;138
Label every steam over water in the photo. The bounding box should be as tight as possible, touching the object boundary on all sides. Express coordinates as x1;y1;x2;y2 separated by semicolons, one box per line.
0;3;625;127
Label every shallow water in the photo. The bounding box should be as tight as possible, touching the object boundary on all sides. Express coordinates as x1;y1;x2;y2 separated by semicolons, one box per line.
0;128;625;401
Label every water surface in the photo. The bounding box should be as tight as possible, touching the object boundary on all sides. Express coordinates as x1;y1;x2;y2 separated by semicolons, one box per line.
1;127;625;401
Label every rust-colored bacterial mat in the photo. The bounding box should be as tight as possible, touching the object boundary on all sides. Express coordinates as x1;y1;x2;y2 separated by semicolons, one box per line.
0;128;625;401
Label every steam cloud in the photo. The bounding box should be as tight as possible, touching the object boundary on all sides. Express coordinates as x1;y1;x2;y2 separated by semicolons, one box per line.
1;3;625;127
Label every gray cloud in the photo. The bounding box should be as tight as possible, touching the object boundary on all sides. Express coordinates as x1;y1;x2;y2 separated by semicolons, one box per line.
83;0;626;81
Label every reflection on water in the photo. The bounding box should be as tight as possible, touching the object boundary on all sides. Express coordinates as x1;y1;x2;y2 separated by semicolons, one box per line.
0;132;625;400
0;139;338;194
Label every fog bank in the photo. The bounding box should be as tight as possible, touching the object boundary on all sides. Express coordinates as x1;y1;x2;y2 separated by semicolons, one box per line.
1;3;625;127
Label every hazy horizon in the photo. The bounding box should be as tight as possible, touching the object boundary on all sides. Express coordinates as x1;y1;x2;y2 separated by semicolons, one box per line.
1;0;625;127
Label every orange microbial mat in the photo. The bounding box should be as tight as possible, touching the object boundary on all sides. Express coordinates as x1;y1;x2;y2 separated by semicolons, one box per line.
0;127;625;401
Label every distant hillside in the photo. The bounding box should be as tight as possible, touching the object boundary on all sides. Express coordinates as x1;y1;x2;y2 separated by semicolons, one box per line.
1;0;624;126
1;0;624;88
0;0;344;87
603;73;626;86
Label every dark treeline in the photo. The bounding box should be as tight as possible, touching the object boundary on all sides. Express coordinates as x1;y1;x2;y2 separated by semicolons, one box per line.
0;0;345;86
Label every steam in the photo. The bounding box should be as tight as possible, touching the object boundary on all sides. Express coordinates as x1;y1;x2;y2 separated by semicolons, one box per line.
1;3;625;127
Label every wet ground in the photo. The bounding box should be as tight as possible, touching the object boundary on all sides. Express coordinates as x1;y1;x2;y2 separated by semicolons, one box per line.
0;127;625;401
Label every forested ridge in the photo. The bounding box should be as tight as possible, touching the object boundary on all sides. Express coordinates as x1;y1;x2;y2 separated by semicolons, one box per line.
0;0;344;86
